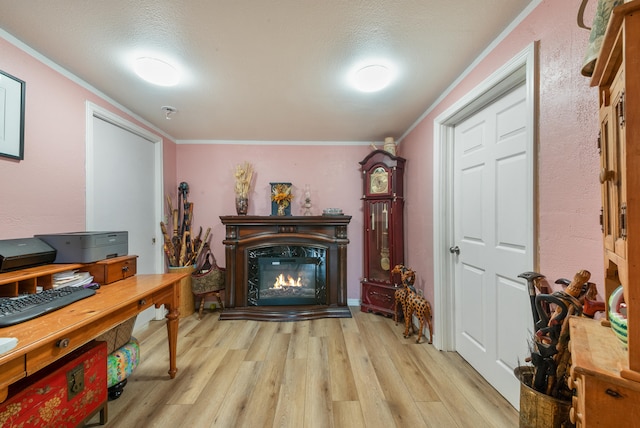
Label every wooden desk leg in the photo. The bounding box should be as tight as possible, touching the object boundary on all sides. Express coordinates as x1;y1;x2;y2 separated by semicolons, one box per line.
165;306;179;379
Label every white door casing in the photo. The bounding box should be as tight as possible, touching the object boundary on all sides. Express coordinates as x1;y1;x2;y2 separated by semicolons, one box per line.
432;43;537;409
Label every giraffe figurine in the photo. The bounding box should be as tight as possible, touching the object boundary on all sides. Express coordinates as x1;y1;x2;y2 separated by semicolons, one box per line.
392;264;433;344
394;287;408;326
404;291;434;344
391;265;415;326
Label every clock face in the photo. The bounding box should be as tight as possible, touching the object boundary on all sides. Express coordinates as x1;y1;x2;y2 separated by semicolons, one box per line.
370;167;389;194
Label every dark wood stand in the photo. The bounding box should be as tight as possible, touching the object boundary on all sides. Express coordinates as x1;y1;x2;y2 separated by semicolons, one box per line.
219;215;352;321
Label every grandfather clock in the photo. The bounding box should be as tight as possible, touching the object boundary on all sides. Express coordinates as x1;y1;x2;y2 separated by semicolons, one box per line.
359;150;406;317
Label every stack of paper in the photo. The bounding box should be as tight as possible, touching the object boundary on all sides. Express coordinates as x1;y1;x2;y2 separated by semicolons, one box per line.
52;270;94;288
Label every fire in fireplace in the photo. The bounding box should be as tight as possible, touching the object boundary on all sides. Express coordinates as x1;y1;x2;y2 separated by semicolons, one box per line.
257;257;322;305
248;246;327;306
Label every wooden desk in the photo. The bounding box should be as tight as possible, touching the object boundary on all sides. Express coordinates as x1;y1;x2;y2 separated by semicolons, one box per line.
0;273;185;402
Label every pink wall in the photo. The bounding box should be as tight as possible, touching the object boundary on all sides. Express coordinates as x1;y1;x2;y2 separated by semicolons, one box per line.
1;0;606;304
401;0;604;304
0;36;177;240
176;143;370;298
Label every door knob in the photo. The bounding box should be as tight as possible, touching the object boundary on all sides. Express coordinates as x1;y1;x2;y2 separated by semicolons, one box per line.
449;246;460;255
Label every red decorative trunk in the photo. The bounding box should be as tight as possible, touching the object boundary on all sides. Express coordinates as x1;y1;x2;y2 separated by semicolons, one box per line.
0;341;107;427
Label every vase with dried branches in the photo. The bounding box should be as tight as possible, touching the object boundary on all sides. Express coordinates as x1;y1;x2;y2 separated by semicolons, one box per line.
234;161;254;215
160;182;211;268
159;182;213;317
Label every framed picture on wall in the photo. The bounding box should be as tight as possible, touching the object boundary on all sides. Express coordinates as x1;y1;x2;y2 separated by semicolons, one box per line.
0;70;26;160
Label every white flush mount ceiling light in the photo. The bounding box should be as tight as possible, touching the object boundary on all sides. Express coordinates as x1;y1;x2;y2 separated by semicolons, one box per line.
352;64;393;92
134;57;180;86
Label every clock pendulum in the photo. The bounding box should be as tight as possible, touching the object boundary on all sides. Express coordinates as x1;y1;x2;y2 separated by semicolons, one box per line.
380;205;390;271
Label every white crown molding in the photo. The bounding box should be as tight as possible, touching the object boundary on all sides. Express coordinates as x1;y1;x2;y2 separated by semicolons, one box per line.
0;28;177;143
399;0;542;142
176;139;374;146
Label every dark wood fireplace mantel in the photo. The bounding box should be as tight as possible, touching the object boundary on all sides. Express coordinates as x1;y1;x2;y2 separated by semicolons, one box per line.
219;215;352;321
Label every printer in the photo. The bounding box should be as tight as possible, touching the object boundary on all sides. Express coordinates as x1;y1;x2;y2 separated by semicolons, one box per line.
0;238;57;272
35;231;128;263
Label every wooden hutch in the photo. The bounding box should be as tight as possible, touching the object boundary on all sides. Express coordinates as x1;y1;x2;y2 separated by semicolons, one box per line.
569;2;640;425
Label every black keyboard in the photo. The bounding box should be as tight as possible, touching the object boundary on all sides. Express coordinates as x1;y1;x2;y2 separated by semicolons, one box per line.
0;286;96;327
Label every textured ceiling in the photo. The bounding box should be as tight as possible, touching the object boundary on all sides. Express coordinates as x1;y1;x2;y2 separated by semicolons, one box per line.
0;1;535;143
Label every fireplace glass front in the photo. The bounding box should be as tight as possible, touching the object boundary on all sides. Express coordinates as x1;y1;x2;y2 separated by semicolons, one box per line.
248;246;327;306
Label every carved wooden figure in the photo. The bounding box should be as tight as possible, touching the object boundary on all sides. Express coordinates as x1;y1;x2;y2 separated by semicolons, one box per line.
391;265;414;326
394;287;408;326
405;292;434;344
391;265;433;343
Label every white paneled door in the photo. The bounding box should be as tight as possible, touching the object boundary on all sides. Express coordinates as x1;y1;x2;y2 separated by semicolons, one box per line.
86;104;163;277
452;83;533;408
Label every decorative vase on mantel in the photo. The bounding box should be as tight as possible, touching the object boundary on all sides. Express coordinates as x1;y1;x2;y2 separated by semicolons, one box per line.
235;196;248;215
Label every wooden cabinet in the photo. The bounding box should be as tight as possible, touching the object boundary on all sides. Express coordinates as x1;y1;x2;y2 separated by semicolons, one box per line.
86;255;137;285
359;150;405;317
599;59;626;263
569;317;640;426
570;2;640;426
590;0;640;380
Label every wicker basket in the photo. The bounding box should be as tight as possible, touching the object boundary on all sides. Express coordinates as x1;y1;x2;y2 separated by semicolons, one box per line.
191;252;225;295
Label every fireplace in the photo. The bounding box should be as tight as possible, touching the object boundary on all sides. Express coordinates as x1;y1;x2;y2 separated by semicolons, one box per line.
219;215;351;321
251;246;326;306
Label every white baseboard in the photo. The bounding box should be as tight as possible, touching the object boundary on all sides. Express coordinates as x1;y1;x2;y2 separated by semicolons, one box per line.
132;306;158;333
155;305;167;320
347;298;360;306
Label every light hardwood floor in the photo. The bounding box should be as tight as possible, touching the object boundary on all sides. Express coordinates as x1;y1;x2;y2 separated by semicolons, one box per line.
88;308;519;427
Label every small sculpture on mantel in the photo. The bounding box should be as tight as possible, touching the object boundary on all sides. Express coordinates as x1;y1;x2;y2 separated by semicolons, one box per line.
302;184;313;216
